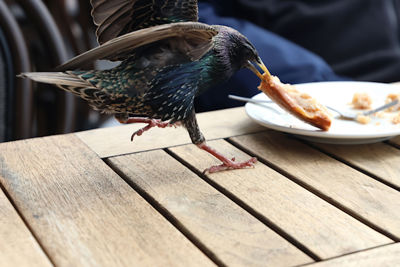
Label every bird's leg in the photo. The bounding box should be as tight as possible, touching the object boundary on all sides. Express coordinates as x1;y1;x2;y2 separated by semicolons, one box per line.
197;142;257;173
115;116;180;141
183;109;257;173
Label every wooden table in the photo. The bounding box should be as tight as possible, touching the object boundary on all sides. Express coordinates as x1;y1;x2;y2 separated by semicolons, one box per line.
1;107;400;267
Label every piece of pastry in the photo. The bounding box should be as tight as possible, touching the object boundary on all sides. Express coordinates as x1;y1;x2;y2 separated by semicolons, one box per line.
258;73;332;131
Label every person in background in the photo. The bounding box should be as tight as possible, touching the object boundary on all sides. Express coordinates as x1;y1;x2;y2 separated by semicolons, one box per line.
195;0;400;112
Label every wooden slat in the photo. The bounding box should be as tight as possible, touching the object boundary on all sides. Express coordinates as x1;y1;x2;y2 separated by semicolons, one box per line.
108;150;313;267
76;107;264;158
169;140;391;260
315;142;400;189
0;135;215;267
231;132;400;239
307;243;400;267
0;189;52;267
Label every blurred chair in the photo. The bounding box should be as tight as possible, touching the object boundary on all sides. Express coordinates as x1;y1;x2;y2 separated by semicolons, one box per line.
15;0;76;138
0;0;101;142
0;0;32;142
43;0;110;130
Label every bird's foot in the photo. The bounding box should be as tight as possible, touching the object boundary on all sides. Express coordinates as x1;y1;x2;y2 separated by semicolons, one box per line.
131;119;181;141
204;157;257;173
116;117;180;141
197;142;257;173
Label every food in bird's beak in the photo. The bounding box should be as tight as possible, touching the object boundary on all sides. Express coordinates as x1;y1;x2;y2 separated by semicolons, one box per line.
258;73;332;131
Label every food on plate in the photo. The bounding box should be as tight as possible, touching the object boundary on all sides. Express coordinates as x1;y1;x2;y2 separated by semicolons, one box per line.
258;73;332;131
351;92;372;109
384;94;400;124
356;114;371;125
392;113;400;124
373;111;385;118
350;93;400;125
385;93;400;111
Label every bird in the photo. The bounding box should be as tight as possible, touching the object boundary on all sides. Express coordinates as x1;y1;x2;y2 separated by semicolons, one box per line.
20;0;269;173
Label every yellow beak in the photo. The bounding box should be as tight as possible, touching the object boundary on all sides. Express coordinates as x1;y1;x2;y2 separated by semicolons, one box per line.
257;59;271;77
245;57;271;80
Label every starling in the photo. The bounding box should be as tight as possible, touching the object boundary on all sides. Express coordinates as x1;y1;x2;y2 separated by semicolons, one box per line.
20;0;269;173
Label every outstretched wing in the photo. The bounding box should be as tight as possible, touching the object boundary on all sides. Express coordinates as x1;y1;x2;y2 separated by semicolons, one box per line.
56;22;217;71
91;0;199;44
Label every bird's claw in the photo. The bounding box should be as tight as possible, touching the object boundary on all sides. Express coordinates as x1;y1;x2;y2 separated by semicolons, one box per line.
130;119;178;141
203;157;257;174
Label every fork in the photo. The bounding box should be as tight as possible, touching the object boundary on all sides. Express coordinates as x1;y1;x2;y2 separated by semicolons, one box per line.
228;94;399;120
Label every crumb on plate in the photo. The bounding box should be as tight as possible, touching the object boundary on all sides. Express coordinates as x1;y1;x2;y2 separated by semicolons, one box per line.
351;92;372;109
356;114;371;124
372;111;385;118
392;113;400;124
385;93;400;112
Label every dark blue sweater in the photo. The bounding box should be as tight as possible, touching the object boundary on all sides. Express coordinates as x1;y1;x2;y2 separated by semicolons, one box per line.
195;2;344;112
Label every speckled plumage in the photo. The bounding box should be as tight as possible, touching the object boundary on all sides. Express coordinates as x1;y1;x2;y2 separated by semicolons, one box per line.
21;0;266;172
54;26;257;132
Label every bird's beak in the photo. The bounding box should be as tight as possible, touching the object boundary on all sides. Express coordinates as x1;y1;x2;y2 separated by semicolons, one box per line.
245;57;271;80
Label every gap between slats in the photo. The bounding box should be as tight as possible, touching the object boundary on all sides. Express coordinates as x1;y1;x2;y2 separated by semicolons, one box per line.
227;137;399;242
104;158;227;267
162;148;321;262
106;131;399;245
295;242;397;267
387;139;400;150
0;181;56;267
102;129;268;161
102;132;397;264
301;139;400;192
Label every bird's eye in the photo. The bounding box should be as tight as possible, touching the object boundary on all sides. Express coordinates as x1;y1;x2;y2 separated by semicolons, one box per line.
244;46;256;60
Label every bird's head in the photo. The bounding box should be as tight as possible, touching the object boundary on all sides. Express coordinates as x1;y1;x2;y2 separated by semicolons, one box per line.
225;28;269;80
241;43;269;81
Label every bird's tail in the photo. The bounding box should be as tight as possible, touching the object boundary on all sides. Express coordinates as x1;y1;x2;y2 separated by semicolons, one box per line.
18;72;88;88
18;71;100;102
19;72;112;112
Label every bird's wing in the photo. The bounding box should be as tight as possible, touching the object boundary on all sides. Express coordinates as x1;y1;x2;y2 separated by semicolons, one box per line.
56;22;217;71
91;0;199;45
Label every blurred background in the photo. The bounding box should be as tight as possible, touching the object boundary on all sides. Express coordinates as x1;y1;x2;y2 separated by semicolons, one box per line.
1;0;399;142
1;0;99;142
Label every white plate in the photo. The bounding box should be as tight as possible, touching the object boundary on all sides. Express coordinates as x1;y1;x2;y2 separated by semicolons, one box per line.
245;81;400;144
